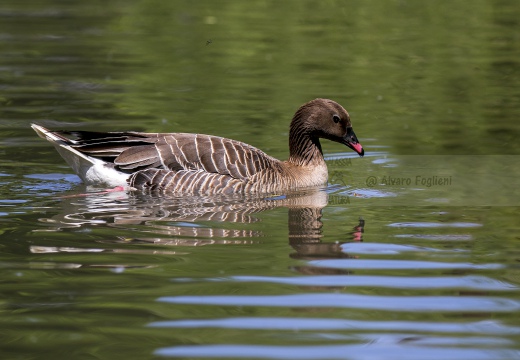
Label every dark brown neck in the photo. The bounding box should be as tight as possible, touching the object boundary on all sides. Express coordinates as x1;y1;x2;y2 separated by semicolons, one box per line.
288;115;324;166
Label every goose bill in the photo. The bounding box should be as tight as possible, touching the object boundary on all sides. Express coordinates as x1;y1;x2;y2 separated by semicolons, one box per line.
343;129;364;157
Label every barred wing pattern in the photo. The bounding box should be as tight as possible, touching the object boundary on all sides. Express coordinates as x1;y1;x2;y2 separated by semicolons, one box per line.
69;132;283;193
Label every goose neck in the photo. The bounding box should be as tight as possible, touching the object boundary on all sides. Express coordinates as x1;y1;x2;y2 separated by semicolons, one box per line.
288;122;324;166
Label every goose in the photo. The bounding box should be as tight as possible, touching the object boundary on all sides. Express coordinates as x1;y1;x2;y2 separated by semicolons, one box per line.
31;98;364;194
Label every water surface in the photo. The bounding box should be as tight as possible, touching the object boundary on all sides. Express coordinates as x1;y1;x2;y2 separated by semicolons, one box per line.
1;1;519;359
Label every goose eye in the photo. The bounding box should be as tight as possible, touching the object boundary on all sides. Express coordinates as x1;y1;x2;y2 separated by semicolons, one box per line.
332;115;340;123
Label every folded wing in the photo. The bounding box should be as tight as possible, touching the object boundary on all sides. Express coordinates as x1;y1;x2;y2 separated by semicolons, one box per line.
66;131;277;182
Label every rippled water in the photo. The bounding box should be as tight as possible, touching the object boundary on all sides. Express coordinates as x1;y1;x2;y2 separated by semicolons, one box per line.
1;1;520;359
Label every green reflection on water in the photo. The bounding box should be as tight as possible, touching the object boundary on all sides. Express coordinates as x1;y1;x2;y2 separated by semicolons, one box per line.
1;0;520;359
101;0;520;156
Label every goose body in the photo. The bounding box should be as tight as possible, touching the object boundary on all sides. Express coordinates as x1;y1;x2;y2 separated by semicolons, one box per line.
32;98;364;194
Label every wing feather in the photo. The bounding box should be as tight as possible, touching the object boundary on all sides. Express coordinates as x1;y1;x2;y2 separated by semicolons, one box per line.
53;130;278;181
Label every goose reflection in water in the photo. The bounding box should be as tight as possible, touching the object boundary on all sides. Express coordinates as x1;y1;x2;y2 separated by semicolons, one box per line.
32;187;364;263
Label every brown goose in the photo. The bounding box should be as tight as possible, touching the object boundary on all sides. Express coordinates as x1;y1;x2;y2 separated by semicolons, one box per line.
31;98;364;194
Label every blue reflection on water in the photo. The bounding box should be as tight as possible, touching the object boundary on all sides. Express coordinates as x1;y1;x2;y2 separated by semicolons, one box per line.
173;274;516;291
155;343;520;360
158;293;520;312
149;317;520;334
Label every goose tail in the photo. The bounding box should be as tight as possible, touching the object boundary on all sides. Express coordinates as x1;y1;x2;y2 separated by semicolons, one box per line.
31;124;128;187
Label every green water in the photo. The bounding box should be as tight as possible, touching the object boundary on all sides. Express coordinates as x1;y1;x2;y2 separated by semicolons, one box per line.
1;1;519;359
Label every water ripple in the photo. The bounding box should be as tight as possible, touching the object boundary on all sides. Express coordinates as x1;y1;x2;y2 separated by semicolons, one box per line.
395;234;473;241
184;275;517;291
339;242;462;254
155;344;520;359
158;293;520;312
308;259;502;270
148;317;520;334
388;222;483;228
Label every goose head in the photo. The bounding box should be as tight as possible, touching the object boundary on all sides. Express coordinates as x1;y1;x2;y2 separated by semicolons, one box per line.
289;98;364;162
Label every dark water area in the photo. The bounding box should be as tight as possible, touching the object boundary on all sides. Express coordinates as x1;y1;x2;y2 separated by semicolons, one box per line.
1;1;519;359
